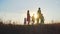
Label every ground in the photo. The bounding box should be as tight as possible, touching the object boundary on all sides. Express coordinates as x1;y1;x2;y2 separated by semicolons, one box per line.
0;22;60;34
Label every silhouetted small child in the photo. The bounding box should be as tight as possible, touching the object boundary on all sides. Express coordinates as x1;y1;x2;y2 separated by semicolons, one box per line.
24;18;26;25
32;14;35;25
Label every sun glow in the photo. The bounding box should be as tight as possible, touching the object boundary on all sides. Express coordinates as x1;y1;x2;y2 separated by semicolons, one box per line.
34;13;37;19
30;12;37;19
30;12;38;24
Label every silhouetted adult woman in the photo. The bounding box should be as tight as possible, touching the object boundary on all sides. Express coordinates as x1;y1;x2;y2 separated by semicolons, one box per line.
27;10;30;25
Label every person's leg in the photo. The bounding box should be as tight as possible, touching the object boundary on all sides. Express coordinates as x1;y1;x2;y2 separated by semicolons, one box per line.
28;20;30;25
24;21;26;25
27;21;29;25
40;17;43;24
41;19;43;24
32;21;34;25
42;20;44;24
33;21;35;24
40;19;42;24
37;19;39;24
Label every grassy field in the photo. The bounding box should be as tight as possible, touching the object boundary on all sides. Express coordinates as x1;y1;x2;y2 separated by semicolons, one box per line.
0;22;60;34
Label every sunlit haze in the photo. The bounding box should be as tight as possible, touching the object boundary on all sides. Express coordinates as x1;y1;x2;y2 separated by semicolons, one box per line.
0;0;60;25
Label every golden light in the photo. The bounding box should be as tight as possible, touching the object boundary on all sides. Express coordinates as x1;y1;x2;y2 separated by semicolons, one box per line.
30;12;37;24
30;12;37;19
34;13;37;19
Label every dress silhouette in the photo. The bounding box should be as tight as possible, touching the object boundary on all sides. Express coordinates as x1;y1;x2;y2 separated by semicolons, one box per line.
27;10;30;25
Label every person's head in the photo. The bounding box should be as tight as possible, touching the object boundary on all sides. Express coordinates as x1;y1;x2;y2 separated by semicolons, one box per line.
27;10;29;13
38;7;41;10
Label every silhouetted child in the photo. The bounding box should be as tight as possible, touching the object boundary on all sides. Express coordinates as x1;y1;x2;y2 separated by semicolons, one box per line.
27;10;30;25
41;14;44;24
24;18;26;25
32;14;35;25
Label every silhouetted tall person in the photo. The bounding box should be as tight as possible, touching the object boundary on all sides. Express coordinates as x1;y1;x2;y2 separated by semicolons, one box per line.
27;10;30;25
37;7;42;24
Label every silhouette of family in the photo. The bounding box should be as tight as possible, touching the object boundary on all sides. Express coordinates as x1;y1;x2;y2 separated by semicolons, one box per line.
24;7;44;25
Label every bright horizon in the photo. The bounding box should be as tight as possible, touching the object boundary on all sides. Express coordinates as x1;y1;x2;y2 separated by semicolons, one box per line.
0;0;60;25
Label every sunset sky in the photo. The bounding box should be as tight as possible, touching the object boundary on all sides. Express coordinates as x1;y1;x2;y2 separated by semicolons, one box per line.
0;0;60;24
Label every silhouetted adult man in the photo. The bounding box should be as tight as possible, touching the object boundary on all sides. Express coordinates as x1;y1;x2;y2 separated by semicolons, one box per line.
37;7;42;24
